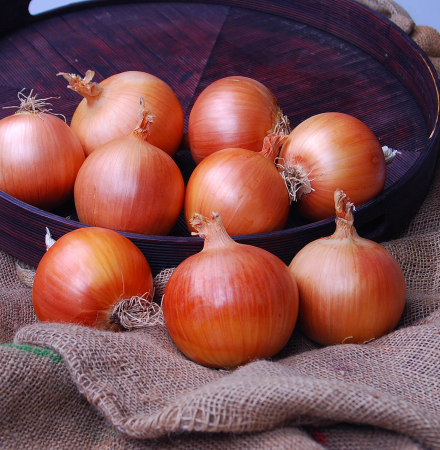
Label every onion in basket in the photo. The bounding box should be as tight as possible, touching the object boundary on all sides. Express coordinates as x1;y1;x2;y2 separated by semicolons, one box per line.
0;89;85;211
74;97;185;236
277;112;392;221
58;70;184;157
184;134;290;236
188;76;290;164
289;189;406;345
162;212;299;369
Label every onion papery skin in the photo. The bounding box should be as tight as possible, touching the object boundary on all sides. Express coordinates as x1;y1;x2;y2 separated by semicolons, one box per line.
289;192;406;345
184;147;290;235
68;71;184;157
0;112;85;211
188;76;283;164
32;227;154;330
162;213;299;369
74;133;185;236
279;112;386;221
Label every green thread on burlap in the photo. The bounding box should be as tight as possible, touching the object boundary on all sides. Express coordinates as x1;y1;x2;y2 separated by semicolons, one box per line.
1;343;62;363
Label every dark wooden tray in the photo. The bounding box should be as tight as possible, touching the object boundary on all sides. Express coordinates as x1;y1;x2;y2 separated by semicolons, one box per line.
0;0;439;275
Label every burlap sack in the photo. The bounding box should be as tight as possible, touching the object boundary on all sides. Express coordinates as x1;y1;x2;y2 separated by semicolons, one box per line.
355;0;415;33
1;1;440;449
3;246;439;448
355;0;440;73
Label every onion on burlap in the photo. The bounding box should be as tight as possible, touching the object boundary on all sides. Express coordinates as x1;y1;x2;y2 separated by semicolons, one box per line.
289;189;407;345
32;227;159;331
162;212;299;369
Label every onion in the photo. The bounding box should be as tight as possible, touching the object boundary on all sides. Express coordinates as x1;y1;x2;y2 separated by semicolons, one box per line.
188;76;290;164
74;98;185;236
162;212;299;369
0;89;85;211
289;189;406;345
184;135;290;235
58;70;184;157
32;227;155;331
278;112;388;221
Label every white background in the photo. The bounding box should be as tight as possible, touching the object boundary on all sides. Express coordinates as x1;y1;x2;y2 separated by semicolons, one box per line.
29;0;440;32
397;0;440;32
28;0;440;32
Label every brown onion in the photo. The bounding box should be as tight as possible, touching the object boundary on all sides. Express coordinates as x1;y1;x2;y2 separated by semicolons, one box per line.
289;189;406;345
188;76;290;164
0;90;85;211
278;112;387;221
74;98;185;236
58;70;184;156
162;212;299;369
184;135;289;235
33;227;155;331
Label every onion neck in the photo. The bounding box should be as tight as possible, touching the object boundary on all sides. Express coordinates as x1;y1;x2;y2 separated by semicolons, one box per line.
57;70;104;104
131;97;156;141
331;189;358;240
190;212;236;250
265;107;291;161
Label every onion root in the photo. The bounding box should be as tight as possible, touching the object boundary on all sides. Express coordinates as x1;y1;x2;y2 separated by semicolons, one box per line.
3;88;66;121
276;158;318;202
382;145;401;164
109;292;164;331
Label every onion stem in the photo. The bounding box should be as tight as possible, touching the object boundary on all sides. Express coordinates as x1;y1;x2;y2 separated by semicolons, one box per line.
333;189;357;239
57;70;104;102
132;97;156;140
190;212;235;249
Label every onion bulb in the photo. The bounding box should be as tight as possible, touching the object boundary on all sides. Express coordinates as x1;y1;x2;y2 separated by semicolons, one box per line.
0;89;85;210
289;189;406;345
184;135;290;235
188;76;290;164
278;112;388;221
58;70;184;157
32;227;155;331
74;98;185;236
162;212;299;369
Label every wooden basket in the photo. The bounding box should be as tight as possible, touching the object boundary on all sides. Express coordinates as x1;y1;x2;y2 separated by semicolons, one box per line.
0;0;438;275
